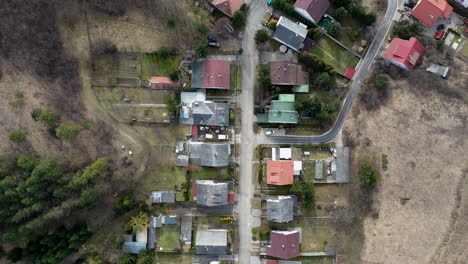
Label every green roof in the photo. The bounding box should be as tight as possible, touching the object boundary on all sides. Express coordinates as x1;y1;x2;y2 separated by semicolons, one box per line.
271;100;295;111
267;110;298;123
256;114;268;123
278;94;295;102
293;85;309;93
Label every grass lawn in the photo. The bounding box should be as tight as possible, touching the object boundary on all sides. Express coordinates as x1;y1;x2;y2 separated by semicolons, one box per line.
141;54;181;81
303;161;316;181
230;65;243;91
112;106;171;123
189;167;232;181
461;42;468;58
158;225;181;250
289;256;335;264
143;167;187;192
299;224;335;252
310;35;359;74
153;252;192;263
94;87;145;109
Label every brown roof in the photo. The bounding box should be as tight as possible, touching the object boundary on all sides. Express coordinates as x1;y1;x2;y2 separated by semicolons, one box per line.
201;60;230;89
267;160;294;185
209;0;243;17
294;0;331;23
149;76;180;90
269;61;309;85
266;230;300;260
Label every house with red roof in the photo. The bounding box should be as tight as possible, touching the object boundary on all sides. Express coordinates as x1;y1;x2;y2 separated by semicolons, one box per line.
411;0;453;27
266;230;301;260
149;76;180;90
208;0;243;17
192;60;230;89
294;0;331;24
384;37;426;71
267;160;294;185
269;60;309;86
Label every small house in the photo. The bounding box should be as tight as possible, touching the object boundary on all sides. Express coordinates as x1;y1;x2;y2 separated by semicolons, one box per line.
193;180;234;207
195;229;228;255
267;196;294;223
273;17;308;52
411;0;453;27
208;0;243;17
268;60;309;86
294;0;331;24
188;142;230;167
257;94;299;124
266;160;294;185
384;37;425;71
266;230;301;260
150;191;176;203
192;60;231;89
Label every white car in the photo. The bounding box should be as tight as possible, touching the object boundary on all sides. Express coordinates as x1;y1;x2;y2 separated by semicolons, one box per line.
265;130;275;136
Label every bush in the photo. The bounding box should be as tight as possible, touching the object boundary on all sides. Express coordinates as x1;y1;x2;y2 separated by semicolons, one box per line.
116;193;136;215
196;42;209;58
194;23;208;34
169;70;181;81
314;72;336;89
335;7;348;22
375;74;388;89
267;19;278;30
31;108;58;126
165;95;179;115
326;21;342;38
56;122;81;140
299;52;334;73
393;20;423;40
257;64;271;89
308;27;323;40
350;4;376;26
167;18;176;28
332;0;352;8
105;44;118;54
8;130;26;143
360;161;379;188
82;120;93;130
126;212;149;233
295;95;321;116
232;10;247;29
15;91;24;99
255;29;269;45
272;0;295;16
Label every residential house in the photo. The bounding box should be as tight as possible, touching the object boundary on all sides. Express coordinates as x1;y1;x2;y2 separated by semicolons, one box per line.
384;37;425;71
192;60;231;89
122;229;148;254
150;191;176;203
268;60;309;86
180;101;230;126
189;142;230;167
294;0;331;24
272;147;292;160
149;76;180;90
411;0;453;27
180;216;193;244
273;17;308;52
266;160;294;185
257;94;299;124
195;229;228;255
162;215;178;225
267;196;294;223
266;230;301;260
208;0;243;17
193;180;235;206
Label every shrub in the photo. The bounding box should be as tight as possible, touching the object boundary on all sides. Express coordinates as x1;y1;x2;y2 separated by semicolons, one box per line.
15;91;24;99
393;20;423;39
165;95;179;115
82;120;93;130
350;4;376;26
314;72;336;89
255;29;269;45
169;70;181;81
332;0;352;8
335;7;349;22
267;19;277;30
257;64;271;89
167;18;176;28
194;23;208;34
308;27;323;40
272;0;295;16
232;10;247;29
375;74;388;89
360;161;379;188
31;108;58;126
196;42;209;58
299;52;334;73
8;130;26;143
105;44;118;54
326;21;342;38
56;122;82;140
126;212;149;233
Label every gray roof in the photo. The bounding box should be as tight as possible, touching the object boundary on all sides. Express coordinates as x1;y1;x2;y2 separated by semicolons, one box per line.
189;142;230;167
335;147;349;183
426;64;450;78
180;101;229;126
150;191;176;203
315;160;323;179
273;16;308;51
196;180;229;207
180;216;193;243
150;215;163;228
147;227;156;249
181;91;206;105
195;229;228;255
267;196;294;223
192;61;203;88
177;154;189;167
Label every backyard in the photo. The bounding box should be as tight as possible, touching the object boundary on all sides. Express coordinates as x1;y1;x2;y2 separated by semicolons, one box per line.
153;253;192;263
142;167;187;196
189;166;233;181
310;35;359;74
298;223;336;252
157;225;181;250
141;54;182;82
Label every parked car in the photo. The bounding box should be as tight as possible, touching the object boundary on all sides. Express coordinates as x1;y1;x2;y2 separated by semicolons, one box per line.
404;1;415;8
207;35;218;42
434;29;445;40
437;24;445;30
265;130;275;136
208;41;220;48
267;0;273;6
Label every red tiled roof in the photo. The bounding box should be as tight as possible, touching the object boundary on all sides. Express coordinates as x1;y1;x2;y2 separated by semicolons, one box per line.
269;61;309;85
266;231;300;260
149;76;180;90
344;67;356;80
411;0;453;27
294;0;331;23
209;0;243;17
384;37;426;70
201;60;230;89
228;192;235;203
267;160;294;185
192;125;199;137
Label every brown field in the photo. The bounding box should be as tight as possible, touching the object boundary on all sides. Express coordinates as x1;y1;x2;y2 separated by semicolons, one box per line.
341;43;468;263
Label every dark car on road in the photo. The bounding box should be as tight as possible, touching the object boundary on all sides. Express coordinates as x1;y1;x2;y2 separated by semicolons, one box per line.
207;35;218;42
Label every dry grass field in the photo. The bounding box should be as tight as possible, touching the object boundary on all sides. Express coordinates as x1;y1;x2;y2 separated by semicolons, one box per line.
342;44;468;264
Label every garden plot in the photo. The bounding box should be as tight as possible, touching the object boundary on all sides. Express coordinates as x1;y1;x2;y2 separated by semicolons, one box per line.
310;35;359;74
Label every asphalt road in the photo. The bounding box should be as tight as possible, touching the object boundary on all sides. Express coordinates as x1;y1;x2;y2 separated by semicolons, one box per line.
237;1;269;263
258;0;399;145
